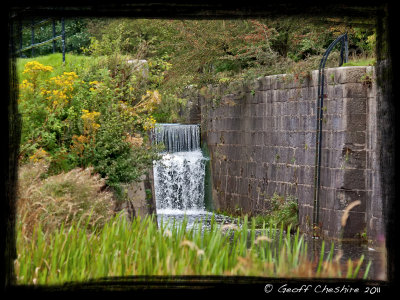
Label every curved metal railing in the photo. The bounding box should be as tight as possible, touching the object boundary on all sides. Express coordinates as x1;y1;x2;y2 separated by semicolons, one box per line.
313;33;348;231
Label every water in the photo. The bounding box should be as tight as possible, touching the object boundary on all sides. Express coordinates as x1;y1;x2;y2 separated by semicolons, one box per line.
154;150;206;211
152;123;209;225
304;237;386;280
151;123;386;280
152;123;200;153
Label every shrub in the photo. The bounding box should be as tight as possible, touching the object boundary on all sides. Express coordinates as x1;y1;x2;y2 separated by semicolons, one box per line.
92;110;159;188
17;161;115;239
17;56;162;187
251;193;299;230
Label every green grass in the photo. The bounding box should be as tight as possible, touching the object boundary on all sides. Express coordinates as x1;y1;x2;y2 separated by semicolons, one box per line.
16;53;103;81
342;57;376;67
15;213;371;285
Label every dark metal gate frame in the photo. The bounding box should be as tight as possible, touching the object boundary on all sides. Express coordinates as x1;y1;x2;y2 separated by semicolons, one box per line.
14;17;66;63
313;33;348;229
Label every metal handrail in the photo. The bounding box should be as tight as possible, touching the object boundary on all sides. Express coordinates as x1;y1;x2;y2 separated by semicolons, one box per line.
14;17;65;63
15;35;62;53
313;33;348;231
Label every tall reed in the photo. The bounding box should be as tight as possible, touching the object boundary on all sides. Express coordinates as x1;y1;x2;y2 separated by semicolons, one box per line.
15;213;371;285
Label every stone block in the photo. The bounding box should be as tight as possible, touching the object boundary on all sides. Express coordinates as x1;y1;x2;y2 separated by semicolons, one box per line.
336;66;367;84
263;132;272;146
346;113;367;132
241;103;251;117
254;146;264;163
288;88;300;101
341;169;365;190
319;188;335;210
228;105;242;116
298;205;313;233
298;115;308;130
343;149;367;169
222;131;234;145
259;76;272;91
254;132;264;146
328;84;344;99
263;90;273;104
311;70;319;87
298;101;309;116
247;161;257;178
304;132;316;147
344;97;367;114
319;166;334;187
304;166;315;186
227;176;237;194
320;131;333;149
253;117;264;131
329;115;344;131
295;148;307;166
243;131;253;145
120;178;151;219
277;89;289;102
243;117;252;131
343;83;368;98
300;87;312;101
287;116;300;131
237;177;249;196
271;89;279;102
334;189;367;212
342;211;366;238
254;103;266;117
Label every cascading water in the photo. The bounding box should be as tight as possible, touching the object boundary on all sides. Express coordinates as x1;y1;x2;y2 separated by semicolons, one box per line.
152;124;207;217
152;123;200;153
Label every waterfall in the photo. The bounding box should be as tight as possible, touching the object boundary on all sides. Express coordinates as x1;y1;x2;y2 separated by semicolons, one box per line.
152;123;200;153
153;123;207;214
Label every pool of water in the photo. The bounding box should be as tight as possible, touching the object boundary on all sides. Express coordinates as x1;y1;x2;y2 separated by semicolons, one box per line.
156;210;386;280
156;209;233;230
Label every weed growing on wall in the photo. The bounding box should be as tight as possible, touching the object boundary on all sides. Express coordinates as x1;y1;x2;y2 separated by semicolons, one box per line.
252;193;299;231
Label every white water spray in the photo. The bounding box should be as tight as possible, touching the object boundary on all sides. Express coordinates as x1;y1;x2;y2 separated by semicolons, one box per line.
152;124;207;215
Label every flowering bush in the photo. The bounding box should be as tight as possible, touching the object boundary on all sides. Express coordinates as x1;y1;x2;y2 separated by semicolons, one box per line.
18;58;161;188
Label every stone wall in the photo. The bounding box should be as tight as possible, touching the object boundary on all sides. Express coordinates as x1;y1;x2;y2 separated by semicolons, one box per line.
113;170;157;220
189;66;381;240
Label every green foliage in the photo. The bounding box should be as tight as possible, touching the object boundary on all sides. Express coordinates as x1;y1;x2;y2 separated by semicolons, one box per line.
15;213;371;284
92;110;159;187
83;18;176;58
18;19;91;57
17;54;161;188
76;18;376;122
252;193;299;231
342;58;376;67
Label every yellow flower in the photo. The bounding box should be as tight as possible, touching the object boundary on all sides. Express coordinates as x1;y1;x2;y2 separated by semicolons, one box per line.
19;80;34;92
29;147;49;162
81;110;101;133
23;61;53;75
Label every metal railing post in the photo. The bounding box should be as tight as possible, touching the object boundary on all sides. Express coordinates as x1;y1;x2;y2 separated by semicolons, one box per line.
31;19;34;57
61;18;65;63
52;19;56;54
